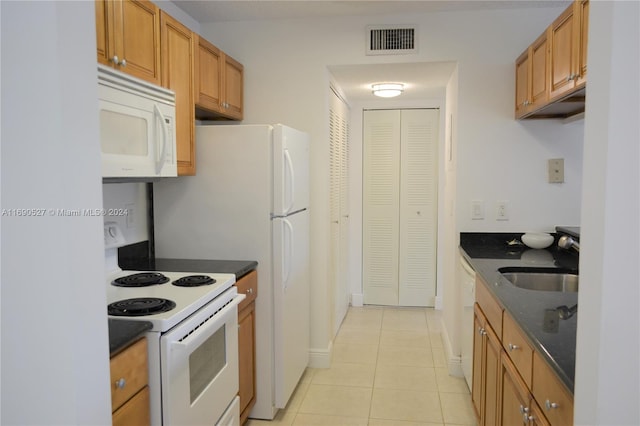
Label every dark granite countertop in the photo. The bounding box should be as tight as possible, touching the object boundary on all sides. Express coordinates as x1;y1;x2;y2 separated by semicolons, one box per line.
460;232;579;393
123;257;258;279
108;319;152;356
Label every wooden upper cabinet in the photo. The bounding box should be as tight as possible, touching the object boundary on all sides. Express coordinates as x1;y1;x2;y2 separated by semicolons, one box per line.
515;30;549;119
529;31;550;111
549;0;588;101
515;0;587;119
574;0;589;88
160;11;195;176
549;3;576;99
195;35;223;114
222;54;244;120
514;49;531;118
95;0;161;85
195;35;244;121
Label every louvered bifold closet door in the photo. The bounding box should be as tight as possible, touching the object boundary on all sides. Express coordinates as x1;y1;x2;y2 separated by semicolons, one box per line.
363;110;401;305
398;109;439;306
329;88;350;335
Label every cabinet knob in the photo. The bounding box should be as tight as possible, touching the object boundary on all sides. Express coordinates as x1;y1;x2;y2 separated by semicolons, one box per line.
246;288;253;294
478;327;487;336
545;399;559;410
120;58;127;67
519;405;529;414
110;55;119;64
115;378;126;389
508;343;520;351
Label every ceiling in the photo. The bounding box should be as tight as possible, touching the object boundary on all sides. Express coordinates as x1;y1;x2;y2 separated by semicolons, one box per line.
172;0;569;103
172;1;570;23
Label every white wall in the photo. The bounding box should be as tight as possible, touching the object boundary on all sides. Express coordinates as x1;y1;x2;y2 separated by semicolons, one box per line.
200;6;579;361
574;1;640;424
103;183;150;245
1;2;111;424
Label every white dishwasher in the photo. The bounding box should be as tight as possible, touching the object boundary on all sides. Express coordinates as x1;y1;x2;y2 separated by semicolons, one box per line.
459;252;476;391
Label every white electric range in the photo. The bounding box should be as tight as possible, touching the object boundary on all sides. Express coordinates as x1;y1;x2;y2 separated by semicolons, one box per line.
105;223;244;426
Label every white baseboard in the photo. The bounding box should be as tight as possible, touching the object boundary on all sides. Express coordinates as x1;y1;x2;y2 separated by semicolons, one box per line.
350;293;363;307
434;295;443;310
308;341;332;369
439;316;463;377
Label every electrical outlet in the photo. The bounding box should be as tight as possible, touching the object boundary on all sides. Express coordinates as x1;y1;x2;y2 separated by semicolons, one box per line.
548;158;565;183
471;200;485;220
496;200;509;221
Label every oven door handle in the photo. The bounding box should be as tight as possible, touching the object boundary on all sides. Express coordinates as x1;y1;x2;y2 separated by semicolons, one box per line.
170;294;245;352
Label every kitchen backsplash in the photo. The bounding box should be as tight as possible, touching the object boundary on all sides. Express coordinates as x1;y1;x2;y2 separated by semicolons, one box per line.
102;182;150;245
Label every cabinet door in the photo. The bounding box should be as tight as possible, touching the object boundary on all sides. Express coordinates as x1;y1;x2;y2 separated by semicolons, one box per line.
95;0;112;66
112;386;150;426
549;3;576;100
238;302;256;423
484;324;501;426
160;12;195;176
471;306;484;420
119;0;161;84
472;304;500;426
222;54;244;120
500;352;530;426
515;48;531;118
95;0;161;85
529;30;549;111
195;34;223;114
573;0;589;87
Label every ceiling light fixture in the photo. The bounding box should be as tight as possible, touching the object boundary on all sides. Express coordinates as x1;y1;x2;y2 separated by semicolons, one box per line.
371;83;404;98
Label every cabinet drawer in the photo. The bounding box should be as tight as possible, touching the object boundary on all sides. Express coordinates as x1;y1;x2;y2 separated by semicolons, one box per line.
236;270;257;311
532;351;574;426
476;275;503;337
110;338;148;411
503;312;533;388
112;386;150;426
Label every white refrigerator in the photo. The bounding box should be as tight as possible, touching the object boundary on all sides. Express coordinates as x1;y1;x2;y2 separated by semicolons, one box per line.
153;124;310;420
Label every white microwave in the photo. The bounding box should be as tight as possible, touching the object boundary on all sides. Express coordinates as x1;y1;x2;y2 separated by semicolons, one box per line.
98;65;177;178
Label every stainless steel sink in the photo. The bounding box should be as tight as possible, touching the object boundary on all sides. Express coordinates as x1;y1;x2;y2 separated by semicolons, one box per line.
499;268;579;292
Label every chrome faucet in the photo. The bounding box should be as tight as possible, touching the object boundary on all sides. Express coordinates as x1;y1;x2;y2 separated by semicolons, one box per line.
558;235;580;252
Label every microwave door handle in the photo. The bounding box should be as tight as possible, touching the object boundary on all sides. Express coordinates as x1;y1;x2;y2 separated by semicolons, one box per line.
284;149;295;214
153;103;169;174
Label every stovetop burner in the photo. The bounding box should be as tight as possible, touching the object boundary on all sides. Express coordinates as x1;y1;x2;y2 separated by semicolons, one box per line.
172;275;216;287
112;272;170;287
108;297;176;316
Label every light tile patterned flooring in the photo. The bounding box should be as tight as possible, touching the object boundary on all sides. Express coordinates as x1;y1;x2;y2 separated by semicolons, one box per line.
247;306;476;426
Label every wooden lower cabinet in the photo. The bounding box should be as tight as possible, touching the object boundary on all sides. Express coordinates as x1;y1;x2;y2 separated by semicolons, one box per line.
235;270;258;424
472;303;501;426
110;337;150;426
500;352;550;426
473;276;573;426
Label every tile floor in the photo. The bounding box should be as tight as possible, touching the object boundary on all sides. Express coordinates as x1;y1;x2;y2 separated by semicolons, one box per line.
247;306;477;426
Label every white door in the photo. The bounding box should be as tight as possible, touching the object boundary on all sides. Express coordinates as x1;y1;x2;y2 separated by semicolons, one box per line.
329;87;350;336
362;110;401;305
363;109;439;306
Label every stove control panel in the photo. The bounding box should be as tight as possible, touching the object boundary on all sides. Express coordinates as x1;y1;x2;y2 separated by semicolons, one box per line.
104;221;126;249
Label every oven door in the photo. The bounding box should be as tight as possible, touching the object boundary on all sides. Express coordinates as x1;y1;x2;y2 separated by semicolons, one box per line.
160;289;244;425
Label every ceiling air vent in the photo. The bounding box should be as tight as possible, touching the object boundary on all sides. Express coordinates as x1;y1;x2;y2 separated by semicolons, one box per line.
367;25;417;55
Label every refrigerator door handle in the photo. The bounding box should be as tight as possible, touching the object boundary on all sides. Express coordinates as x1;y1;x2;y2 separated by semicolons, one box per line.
284;149;295;214
283;218;293;289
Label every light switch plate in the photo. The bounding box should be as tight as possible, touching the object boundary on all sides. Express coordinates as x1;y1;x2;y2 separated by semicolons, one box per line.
471;200;485;220
548;158;565;183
